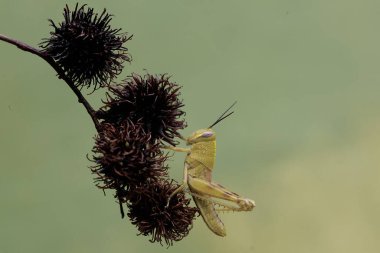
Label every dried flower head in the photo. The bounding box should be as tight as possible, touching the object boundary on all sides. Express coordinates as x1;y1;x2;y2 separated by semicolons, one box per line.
91;121;197;246
97;74;186;145
40;4;131;89
91;121;167;192
127;180;198;246
91;72;196;245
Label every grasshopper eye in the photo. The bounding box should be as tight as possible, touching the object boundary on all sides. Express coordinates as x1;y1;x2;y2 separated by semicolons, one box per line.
201;132;213;138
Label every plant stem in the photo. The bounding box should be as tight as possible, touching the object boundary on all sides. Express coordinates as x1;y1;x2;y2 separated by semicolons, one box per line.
0;33;101;132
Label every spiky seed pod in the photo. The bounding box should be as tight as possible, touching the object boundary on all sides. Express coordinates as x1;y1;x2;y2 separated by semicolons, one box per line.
91;121;167;193
97;74;186;146
127;180;198;246
91;121;197;246
40;4;131;90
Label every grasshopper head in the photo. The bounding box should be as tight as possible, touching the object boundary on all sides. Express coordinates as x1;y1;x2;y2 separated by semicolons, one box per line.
185;101;236;145
186;128;216;144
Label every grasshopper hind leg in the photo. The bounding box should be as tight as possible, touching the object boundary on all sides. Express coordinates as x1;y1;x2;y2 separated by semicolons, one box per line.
187;176;255;212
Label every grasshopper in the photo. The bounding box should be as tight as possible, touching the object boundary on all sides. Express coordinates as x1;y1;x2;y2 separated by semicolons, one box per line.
163;102;255;237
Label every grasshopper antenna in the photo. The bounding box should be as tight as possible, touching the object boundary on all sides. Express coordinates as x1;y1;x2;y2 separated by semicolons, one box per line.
208;101;237;128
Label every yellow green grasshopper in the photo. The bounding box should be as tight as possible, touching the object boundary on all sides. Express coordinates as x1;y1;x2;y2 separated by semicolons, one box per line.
163;102;255;236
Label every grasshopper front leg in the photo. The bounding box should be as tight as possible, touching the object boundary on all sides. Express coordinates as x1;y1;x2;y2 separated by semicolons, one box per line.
161;145;191;153
187;176;255;211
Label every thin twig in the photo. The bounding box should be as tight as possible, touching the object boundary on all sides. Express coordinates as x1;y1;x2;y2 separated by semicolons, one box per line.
0;33;101;132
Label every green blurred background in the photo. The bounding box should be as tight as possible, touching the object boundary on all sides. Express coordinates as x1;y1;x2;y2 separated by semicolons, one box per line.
1;0;380;252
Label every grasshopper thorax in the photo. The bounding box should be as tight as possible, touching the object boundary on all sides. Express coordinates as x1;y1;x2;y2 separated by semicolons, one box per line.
186;128;216;145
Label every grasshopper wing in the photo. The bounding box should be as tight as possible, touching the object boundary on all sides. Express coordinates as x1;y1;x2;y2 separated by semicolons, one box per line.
193;196;226;237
